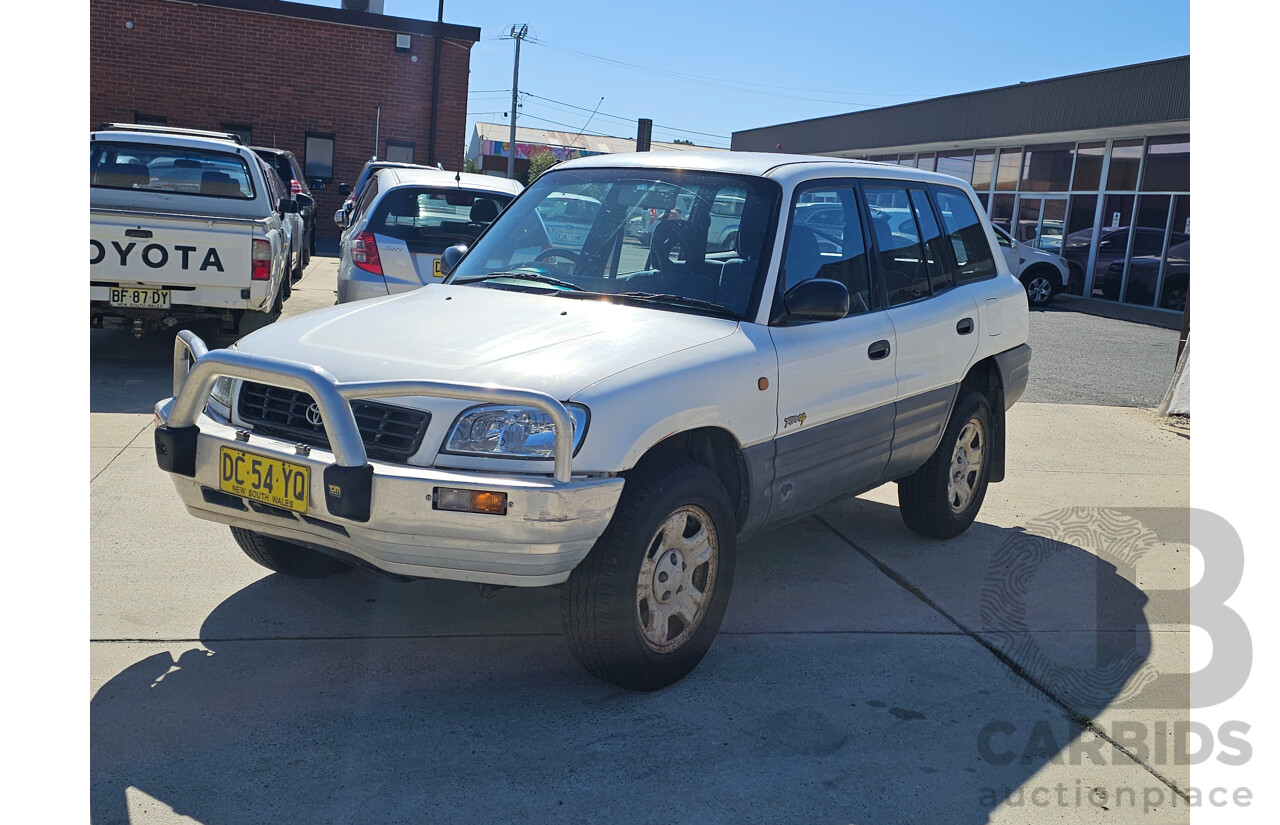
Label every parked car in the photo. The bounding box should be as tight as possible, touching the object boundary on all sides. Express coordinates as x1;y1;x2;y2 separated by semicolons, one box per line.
334;159;434;228
1107;239;1189;311
256;158;306;290
1063;226;1188;301
992;224;1069;306
155;151;1030;690
253;146;321;264
336;167;522;303
90;125;296;336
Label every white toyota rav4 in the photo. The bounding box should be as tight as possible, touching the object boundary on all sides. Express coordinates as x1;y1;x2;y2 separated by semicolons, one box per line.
155;151;1031;691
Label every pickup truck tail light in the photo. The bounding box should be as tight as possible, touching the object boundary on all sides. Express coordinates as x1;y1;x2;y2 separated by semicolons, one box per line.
352;230;383;276
290;179;302;195
251;238;271;280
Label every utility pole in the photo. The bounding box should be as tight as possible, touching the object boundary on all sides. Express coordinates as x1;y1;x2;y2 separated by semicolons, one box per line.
505;24;528;180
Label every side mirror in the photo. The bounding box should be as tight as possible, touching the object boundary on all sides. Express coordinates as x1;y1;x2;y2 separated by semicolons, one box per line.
295;193;314;209
781;278;850;323
278;196;299;214
440;243;468;277
338;182;351;197
310;179;326;191
334;208;349;230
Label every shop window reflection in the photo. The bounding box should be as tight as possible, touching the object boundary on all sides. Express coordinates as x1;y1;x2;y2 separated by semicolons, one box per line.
1062;194;1097;296
1158;196;1190;312
1121;195;1172;306
1090;194;1135;301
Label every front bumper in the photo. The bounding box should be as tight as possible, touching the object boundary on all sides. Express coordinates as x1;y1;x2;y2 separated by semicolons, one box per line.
155;332;624;586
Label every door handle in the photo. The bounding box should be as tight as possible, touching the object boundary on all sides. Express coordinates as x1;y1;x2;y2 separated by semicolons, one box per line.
956;317;974;335
867;339;891;360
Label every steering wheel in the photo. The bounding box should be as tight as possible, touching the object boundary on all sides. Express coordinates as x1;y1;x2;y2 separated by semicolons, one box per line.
535;248;581;264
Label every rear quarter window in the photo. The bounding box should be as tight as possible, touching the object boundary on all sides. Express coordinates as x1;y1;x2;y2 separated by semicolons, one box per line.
930;185;998;283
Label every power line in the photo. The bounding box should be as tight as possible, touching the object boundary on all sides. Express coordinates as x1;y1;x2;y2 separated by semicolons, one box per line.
521;92;730;140
529;39;933;106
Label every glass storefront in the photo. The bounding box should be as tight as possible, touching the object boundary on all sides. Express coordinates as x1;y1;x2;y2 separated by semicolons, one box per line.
870;133;1190;311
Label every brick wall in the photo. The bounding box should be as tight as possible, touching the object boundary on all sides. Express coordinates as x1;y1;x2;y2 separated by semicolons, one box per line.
90;0;474;239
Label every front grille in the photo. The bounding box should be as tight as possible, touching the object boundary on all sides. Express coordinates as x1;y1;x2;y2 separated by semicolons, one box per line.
237;381;431;463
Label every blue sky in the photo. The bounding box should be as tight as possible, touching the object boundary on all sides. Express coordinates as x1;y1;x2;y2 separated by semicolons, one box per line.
295;0;1189;149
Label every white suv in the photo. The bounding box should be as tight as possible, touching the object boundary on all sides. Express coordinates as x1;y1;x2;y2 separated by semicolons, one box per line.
993;224;1069;307
155;152;1030;690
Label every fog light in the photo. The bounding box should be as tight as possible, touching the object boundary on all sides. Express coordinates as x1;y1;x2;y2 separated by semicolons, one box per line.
433;487;508;515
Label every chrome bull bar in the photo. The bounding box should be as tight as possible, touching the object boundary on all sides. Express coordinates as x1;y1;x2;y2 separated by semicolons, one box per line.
165;330;576;484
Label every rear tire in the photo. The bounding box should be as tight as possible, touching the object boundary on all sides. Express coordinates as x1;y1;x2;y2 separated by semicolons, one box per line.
1022;267;1056;307
561;462;736;691
898;390;994;539
230;527;353;578
237;280;284;336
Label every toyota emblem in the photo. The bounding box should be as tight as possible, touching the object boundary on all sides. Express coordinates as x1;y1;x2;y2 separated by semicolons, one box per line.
305;403;323;426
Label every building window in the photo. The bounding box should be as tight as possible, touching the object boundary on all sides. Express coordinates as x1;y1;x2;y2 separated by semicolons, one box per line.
935;150;974;182
134;114;167;126
1020;143;1073;192
1141;134;1189;192
1071;142;1106;191
1106;139;1144;191
386;140;415;163
305;134;335;181
916;152;936;172
897;153;917;167
971;150;995;192
994;148;1022;191
221;123;253;145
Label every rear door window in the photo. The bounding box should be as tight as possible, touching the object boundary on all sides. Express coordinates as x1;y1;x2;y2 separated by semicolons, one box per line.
864;184;930;306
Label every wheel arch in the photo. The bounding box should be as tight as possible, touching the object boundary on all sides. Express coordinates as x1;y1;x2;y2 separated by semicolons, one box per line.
626;427;750;533
960;357;1008;484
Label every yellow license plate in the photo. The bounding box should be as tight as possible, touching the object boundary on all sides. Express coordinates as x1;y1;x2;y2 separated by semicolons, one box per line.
433;257;443;277
219;446;309;514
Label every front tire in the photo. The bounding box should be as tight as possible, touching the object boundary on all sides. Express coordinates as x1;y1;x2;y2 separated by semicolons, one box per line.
561;462;736;691
230;527;353;578
898;390;994;539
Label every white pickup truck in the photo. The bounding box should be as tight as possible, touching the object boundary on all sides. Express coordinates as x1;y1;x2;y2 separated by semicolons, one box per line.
90;126;299;337
154;151;1030;691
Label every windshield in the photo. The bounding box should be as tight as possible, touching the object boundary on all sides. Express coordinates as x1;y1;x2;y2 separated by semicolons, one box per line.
370;186;514;251
446;167;780;320
91;140;255;199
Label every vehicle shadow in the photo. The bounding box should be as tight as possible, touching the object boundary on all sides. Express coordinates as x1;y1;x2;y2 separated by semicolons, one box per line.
90;503;1155;824
90;322;236;413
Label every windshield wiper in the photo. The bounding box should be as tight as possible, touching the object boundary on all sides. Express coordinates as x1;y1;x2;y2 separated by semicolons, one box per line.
615;292;738;318
454;271;586;291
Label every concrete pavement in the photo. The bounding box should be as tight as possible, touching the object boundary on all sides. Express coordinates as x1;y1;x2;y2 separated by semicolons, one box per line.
90;259;1194;824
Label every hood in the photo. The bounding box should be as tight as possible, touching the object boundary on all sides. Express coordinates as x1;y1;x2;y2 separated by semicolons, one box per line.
235;283;739;399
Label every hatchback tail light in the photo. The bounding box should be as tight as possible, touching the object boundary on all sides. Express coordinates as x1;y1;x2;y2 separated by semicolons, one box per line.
251;238;272;280
352;230;383;276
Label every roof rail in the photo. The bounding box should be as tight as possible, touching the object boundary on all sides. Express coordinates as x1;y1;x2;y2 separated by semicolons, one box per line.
96;123;247;146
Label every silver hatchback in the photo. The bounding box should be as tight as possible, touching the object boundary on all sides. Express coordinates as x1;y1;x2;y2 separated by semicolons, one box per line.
337;168;523;303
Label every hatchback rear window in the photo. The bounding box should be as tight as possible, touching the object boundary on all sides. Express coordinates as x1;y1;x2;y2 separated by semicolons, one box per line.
370;187;514;250
90;141;255;199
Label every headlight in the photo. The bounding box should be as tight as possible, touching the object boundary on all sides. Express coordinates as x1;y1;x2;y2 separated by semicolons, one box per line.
210;376;236;409
443;404;589;459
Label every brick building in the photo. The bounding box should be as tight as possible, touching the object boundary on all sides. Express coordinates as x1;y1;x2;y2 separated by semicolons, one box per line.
90;0;480;239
